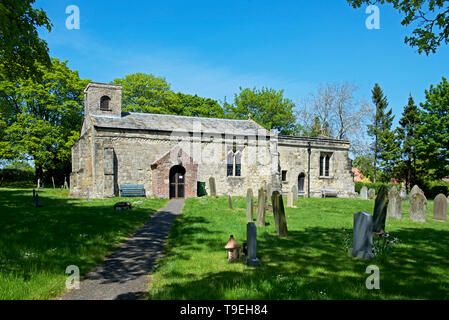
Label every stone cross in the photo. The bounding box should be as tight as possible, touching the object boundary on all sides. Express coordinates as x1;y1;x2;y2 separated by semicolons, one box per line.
272;191;288;237
256;188;266;227
228;194;233;209
409;192;427;223
350;212;374;259
246;222;260;266
209;177;216;198
387;186;402;220
373;185;389;233
292;185;298;203
246;189;254;222
433;194;448;222
368;188;376;199
360;186;368;200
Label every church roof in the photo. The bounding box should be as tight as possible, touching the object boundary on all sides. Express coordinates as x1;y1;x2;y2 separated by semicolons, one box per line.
90;112;269;136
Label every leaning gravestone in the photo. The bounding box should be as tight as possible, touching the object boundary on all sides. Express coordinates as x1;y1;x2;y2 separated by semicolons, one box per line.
433;194;448;222
246;189;254;222
373;186;389;233
409;192;427;223
209;177;216;198
292;185;298;203
246;222;260;266
400;188;408;201
272;191;288;237
350;212;374;259
228;194;234;209
360;186;368;200
387;186;402;220
368;188;376;199
256;188;266;227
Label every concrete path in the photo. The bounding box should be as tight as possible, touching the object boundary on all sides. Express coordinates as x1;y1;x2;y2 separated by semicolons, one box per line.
59;199;185;300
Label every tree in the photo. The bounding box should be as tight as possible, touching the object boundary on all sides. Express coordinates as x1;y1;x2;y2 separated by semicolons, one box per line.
347;0;449;54
0;0;52;80
0;58;89;182
176;93;225;118
353;155;375;180
416;77;449;179
225;87;299;135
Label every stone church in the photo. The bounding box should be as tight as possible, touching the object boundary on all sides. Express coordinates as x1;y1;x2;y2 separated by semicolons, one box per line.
69;82;355;199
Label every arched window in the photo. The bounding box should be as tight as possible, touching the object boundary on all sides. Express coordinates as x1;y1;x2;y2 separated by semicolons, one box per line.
100;96;111;111
227;151;234;177
320;153;332;177
235;151;242;177
227;150;242;177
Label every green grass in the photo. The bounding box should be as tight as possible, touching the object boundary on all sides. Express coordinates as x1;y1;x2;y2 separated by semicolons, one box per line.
148;196;449;300
0;187;168;300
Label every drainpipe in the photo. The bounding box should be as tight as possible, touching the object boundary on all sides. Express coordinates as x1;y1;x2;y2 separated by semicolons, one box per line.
307;142;311;198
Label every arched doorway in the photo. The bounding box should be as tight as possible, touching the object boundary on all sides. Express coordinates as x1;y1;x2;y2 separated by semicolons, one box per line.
170;165;186;199
298;173;305;197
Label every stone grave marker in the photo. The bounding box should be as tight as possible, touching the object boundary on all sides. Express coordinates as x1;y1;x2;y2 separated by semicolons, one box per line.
409;192;427;223
292;185;298;203
87;187;91;202
360;186;368;200
350;212;374;259
433;194;448;222
287;191;294;208
400;188;408;201
387;186;402;220
209;177;216;198
246;222;260;266
256;188;266;227
246;189;254;222
228;194;233;209
368;188;376;199
409;185;423;199
373;185;389;233
272;191;288;237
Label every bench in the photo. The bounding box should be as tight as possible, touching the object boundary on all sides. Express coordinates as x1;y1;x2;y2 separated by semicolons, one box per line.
322;188;338;198
119;184;146;197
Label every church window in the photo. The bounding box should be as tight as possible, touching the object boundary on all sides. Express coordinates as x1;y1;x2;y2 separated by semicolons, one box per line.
100;96;111;111
320;153;332;177
227;150;242;177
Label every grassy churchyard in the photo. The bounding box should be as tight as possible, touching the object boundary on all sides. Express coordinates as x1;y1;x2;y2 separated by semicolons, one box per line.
1;188;449;300
0;188;168;300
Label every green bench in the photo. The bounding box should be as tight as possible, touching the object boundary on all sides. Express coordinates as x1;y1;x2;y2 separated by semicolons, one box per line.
119;184;146;197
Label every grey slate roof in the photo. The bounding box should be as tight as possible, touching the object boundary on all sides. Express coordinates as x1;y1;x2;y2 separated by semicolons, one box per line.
90;112;269;136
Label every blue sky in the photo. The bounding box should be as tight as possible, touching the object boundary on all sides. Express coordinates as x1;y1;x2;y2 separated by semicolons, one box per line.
36;0;449;127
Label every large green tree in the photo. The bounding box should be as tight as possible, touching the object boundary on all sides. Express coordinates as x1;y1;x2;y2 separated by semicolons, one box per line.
0;58;89;182
176;93;225;118
225;87;299;135
416;77;449;179
347;0;449;54
0;0;52;80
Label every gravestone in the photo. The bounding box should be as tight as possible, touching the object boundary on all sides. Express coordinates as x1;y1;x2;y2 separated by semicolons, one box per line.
350;212;374;259
209;177;216;198
360;186;368;200
387;186;402;220
373;185;389;233
256;188;266;227
409;185;424;199
37;178;40;189
292;185;298;203
246;222;260;266
246;189;254;222
228;194;233;209
287;190;294;208
409;192;427;223
368;188;376;199
52;177;55;189
400;188;408;201
272;191;288;237
433;194;448;222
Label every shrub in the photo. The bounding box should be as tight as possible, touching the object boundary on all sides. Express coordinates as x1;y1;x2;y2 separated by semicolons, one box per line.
422;181;449;199
355;182;398;194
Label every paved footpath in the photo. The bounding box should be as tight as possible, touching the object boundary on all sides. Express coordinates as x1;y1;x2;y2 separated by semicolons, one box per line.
59;199;185;300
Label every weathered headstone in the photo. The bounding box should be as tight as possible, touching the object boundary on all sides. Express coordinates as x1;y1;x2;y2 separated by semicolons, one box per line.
256;188;266;227
209;177;216;198
433;194;448;222
368;188;376;199
228;194;233;209
409;192;427;223
373;185;389;233
400;188;408;201
387;186;402;220
360;186;368;200
246;222;260;266
287;190;294;208
350;212;374;259
409;185;423;199
292;185;298;203
272;191;288;237
246;189;254;222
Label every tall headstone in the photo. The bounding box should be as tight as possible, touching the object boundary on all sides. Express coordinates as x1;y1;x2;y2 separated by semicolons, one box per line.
350;212;374;259
368;188;376;199
287;190;294;208
246;223;260;266
400;188;408;201
209;177;216;198
256;188;266;227
272;191;288;237
360;186;368;200
387;186;402;220
409;185;423;199
373;185;389;233
292;185;298;203
433;194;448;222
409;192;427;223
246;189;254;222
228;194;233;209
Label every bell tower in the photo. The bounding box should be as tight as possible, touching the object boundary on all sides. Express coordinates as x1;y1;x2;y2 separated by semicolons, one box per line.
84;82;122;117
